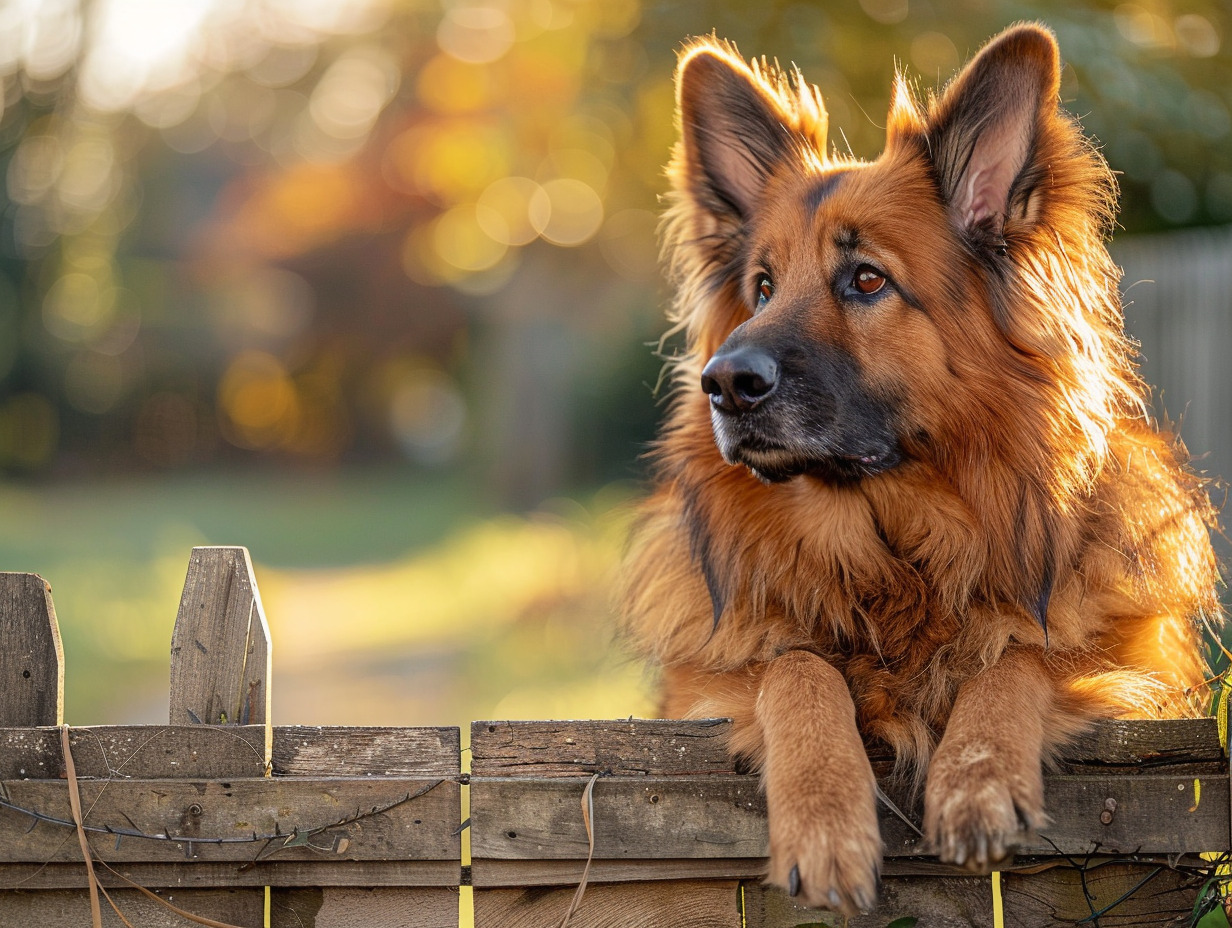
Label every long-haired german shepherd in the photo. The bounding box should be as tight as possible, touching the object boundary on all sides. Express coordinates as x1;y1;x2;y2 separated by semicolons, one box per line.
620;23;1222;914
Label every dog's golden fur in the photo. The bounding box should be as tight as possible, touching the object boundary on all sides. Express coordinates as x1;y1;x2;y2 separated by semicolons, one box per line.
619;23;1221;913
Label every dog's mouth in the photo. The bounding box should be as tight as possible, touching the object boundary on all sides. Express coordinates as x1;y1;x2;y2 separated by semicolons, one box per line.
717;432;902;485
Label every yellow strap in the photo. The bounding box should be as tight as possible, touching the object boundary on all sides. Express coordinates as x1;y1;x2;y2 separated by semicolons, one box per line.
992;870;1004;928
1217;683;1228;754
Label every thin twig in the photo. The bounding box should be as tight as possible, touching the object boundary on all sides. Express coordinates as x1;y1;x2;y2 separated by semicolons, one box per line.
875;783;924;839
61;725;102;928
557;773;600;928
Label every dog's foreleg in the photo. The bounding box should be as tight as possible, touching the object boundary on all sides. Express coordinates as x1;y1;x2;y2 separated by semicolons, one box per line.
924;645;1052;870
756;649;882;915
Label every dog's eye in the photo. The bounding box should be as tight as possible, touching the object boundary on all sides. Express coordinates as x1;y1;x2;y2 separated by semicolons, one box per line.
853;266;886;295
756;276;774;309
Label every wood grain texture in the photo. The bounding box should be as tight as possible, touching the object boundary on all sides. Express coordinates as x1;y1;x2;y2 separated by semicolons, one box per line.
0;725;269;779
273;727;460;777
470;858;769;888
470;718;1222;773
0;777;460;863
0;725;461;779
470;719;735;777
1002;861;1207;927
0;887;263;927
471;775;765;860
0;574;63;727
469;853;1220;888
0;860;461;890
1060;718;1223;769
170;547;271;730
744;876;994;928
272;887;458;928
470;773;1229;862
473;880;743;928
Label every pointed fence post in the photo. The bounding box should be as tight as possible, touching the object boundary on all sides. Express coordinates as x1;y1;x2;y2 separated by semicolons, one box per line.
168;546;272;923
169;546;272;731
0;573;63;726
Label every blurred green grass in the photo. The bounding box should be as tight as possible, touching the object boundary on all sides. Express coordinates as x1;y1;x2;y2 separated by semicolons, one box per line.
0;469;655;727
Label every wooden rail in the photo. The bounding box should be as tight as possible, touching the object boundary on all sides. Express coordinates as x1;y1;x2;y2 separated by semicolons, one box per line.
0;547;1228;927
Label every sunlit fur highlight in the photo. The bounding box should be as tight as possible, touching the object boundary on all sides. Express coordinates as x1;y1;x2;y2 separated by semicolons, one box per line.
623;27;1222;790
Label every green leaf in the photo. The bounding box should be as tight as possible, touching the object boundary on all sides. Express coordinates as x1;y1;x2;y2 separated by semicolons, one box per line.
884;919;919;928
1196;907;1231;928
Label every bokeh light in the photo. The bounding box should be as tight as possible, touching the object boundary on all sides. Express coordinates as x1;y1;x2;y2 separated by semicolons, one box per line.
437;5;515;65
217;350;300;451
532;178;603;246
387;364;467;466
0;0;1225;484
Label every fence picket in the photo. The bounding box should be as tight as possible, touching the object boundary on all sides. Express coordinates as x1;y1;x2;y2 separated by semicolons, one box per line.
0;573;63;727
169;546;272;732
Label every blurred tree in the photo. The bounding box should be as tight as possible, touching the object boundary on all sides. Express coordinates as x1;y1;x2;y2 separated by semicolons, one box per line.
0;0;1226;501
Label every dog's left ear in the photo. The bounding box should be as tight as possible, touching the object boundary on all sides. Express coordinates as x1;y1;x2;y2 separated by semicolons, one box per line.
924;24;1060;237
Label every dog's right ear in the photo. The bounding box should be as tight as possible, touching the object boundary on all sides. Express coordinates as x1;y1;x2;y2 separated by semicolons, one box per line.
674;40;825;222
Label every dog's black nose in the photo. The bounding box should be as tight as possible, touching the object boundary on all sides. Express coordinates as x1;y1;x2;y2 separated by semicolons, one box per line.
701;346;779;412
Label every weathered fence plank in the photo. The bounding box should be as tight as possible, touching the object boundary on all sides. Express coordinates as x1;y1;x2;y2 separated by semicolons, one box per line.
474;880;744;928
0;776;459;863
742;876;995;928
0;769;460;867
0;725;269;779
0;887;264;928
169;546;271;730
0;860;462;890
469;772;1228;864
272;725;460;777
0;725;460;780
472;717;1225;774
272;886;458;928
0;574;63;727
471;718;735;777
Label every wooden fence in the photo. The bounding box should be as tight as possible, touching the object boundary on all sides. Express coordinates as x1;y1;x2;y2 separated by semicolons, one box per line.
1;547;1229;927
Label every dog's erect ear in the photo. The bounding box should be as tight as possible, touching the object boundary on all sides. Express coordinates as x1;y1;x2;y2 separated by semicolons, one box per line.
675;41;825;221
925;24;1060;235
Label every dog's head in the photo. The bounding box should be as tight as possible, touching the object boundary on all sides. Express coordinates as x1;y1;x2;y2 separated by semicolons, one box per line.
665;25;1134;487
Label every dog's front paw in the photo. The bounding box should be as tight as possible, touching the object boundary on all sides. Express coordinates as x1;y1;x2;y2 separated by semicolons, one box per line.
764;767;882;915
923;741;1047;871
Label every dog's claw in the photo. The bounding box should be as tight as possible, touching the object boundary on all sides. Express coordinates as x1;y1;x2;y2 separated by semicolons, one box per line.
828;889;842;909
854;884;876;914
788;865;800;897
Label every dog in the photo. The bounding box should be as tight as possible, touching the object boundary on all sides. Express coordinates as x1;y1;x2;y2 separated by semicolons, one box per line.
619;22;1221;914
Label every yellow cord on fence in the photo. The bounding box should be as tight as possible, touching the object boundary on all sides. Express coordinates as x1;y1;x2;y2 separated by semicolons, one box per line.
992;870;1004;928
